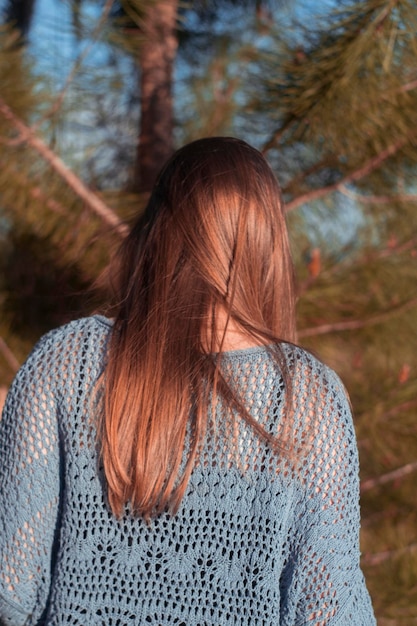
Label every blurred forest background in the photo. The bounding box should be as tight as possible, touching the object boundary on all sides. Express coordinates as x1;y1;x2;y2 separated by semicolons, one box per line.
0;0;417;622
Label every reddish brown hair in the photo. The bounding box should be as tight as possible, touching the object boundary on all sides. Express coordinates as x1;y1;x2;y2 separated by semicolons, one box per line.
102;137;296;519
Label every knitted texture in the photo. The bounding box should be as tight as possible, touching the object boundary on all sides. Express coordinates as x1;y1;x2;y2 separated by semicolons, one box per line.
0;316;376;626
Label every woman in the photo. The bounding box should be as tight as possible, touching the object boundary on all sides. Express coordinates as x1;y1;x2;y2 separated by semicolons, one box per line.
0;137;375;625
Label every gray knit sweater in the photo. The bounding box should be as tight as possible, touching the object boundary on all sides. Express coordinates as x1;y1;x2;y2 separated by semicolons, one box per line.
0;316;376;625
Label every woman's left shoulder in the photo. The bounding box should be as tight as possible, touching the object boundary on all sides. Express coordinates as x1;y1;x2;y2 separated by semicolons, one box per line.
8;316;113;392
33;314;112;353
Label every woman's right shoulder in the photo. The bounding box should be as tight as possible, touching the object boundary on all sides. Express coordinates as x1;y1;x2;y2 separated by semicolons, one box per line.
281;342;329;379
281;343;355;451
281;342;350;411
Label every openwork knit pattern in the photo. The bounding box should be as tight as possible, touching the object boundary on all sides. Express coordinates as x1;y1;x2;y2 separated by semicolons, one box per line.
0;316;376;625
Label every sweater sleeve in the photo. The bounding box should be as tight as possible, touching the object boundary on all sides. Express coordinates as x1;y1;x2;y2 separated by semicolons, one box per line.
279;363;376;626
0;334;61;626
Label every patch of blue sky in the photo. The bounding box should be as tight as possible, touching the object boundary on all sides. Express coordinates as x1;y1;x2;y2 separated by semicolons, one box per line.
294;188;366;255
13;0;137;184
27;0;77;83
25;0;129;88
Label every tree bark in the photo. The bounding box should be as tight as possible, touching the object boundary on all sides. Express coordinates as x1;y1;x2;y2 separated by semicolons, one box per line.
133;1;179;192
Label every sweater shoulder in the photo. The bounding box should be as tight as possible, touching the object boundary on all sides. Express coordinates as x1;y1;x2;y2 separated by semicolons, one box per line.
27;315;112;359
8;316;112;400
282;343;346;393
36;314;112;344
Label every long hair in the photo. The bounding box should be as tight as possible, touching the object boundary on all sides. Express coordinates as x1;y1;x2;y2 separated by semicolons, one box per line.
101;137;297;519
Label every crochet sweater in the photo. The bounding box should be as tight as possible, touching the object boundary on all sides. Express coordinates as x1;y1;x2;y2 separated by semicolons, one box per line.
0;315;376;626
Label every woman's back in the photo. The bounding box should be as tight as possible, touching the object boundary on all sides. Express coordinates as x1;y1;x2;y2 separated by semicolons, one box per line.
0;137;375;625
0;315;375;625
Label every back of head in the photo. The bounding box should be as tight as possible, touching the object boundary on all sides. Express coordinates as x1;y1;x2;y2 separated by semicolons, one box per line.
115;136;296;346
103;137;296;520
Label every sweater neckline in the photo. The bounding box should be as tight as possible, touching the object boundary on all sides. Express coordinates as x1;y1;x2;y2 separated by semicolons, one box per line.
93;314;274;358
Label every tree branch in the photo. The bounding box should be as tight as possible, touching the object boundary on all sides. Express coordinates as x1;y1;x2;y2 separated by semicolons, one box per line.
282;155;336;197
298;296;417;338
379;399;417;421
362;541;417;567
297;232;417;298
0;386;7;414
370;236;417;261
0;337;20;373
0;98;129;238
285;134;413;212
397;77;417;93
261;116;297;155
339;184;417;205
361;461;417;494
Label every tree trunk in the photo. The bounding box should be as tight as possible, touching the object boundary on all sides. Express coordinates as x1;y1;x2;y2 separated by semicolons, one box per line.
134;0;179;192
